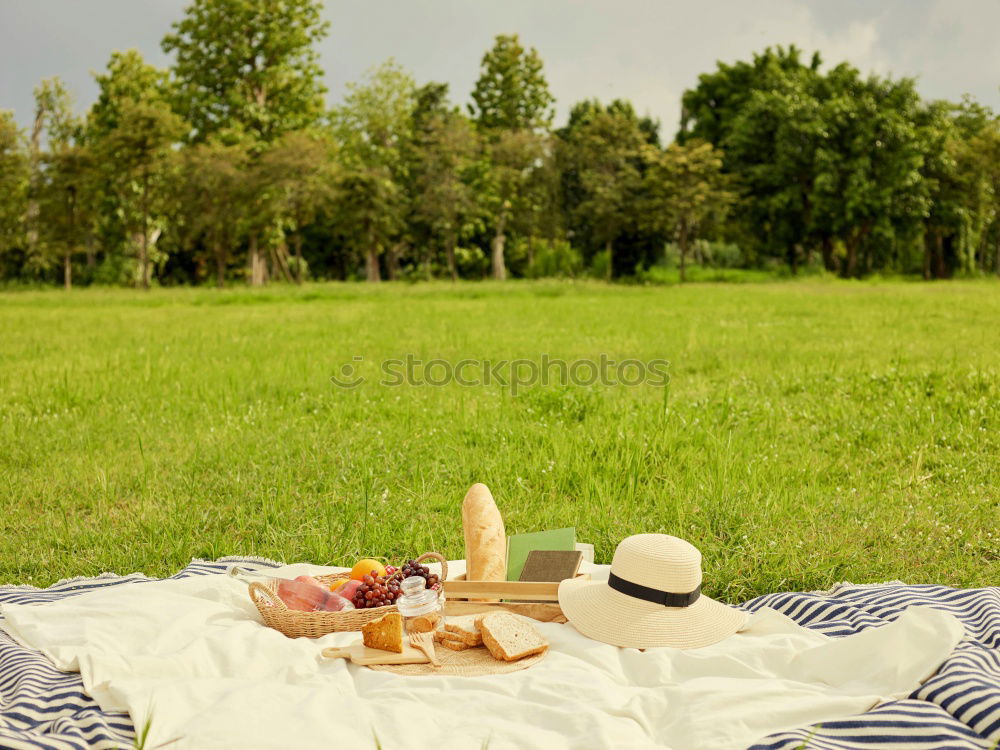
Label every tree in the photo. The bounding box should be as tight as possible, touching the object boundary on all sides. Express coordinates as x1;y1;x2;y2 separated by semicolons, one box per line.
26;79;75;267
916;100;1000;279
411;110;481;280
334;168;401;282
175;140;249;286
811;68;927;277
38;139;96;290
469;35;555;279
86;51;183;287
562;109;646;278
258;130;339;283
0;112;29;276
557;99;660;273
725;76;825;273
967;118;1000;275
162;0;328;143
469;34;554;132
88;51;172;141
680;45;821;146
333;60;415;281
480;130;548;280
642;140;733;282
98;99;186;287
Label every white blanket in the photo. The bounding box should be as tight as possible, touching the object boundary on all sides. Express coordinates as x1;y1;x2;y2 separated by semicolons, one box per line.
0;562;963;750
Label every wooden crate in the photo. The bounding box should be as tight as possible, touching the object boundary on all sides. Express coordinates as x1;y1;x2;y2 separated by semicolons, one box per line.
442;573;590;603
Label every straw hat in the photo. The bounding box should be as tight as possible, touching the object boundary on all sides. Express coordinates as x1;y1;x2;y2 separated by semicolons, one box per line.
558;534;747;649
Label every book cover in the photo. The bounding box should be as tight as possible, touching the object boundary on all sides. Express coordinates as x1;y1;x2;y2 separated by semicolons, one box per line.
505;527;576;581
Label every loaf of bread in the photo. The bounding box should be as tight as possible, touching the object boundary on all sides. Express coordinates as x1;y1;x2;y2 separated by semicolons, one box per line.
462;483;506;587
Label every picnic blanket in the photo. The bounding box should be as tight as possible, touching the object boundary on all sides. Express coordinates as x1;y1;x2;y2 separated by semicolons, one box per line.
0;557;996;750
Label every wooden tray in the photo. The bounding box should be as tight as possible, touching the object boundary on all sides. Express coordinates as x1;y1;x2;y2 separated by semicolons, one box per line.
442;573;590;602
322;641;430;666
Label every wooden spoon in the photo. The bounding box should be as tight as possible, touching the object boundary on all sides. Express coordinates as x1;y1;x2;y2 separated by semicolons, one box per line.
409;631;440;667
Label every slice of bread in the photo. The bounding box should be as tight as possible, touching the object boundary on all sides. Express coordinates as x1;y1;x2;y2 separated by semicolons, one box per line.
479;612;548;662
436;635;474;652
434;629;473;648
361;611;403;653
443;615;484;646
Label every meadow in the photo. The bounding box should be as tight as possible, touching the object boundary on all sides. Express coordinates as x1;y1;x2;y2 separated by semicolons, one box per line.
1;280;997;601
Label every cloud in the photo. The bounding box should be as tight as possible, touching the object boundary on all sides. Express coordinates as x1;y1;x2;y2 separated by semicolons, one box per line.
1;0;997;140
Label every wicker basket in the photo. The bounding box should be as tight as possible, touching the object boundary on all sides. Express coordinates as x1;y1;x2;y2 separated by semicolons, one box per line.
248;552;447;638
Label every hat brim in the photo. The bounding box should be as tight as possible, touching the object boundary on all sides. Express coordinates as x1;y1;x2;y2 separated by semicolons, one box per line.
558;577;748;649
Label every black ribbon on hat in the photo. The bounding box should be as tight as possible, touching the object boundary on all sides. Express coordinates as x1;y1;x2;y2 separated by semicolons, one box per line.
608;572;701;607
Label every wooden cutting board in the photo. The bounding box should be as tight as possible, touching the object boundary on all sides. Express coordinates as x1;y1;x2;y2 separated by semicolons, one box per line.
322;640;430;666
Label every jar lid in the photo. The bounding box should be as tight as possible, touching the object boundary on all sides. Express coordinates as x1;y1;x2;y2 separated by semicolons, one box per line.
398;576;438;613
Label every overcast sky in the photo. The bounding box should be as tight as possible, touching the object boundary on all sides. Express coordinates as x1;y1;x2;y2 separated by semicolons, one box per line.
2;0;998;138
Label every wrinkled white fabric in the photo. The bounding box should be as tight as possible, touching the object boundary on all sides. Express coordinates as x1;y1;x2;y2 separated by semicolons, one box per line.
0;562;963;750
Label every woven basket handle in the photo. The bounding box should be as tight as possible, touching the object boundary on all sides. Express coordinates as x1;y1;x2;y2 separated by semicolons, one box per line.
248;581;288;612
415;551;448;581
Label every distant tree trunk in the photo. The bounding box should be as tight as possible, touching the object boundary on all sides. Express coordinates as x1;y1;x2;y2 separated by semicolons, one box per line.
445;231;458;282
820;236;836;272
604;239;613;281
491;209;508;281
65;187;75;291
935;233;948;279
386;242;404;281
26;103;44;259
249;233;264;286
678;219;689;283
139;167;150;289
787;243;798;275
843;237;857;278
365;248;380;282
214;242;225;288
923;231;933;280
85;235;96;269
293;232;303;284
364;220;380;282
275;241;294;282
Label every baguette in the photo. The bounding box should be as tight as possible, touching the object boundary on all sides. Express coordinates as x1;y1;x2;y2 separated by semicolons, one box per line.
462;484;506;601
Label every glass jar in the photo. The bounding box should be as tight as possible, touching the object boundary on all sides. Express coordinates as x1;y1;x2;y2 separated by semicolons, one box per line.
396;575;443;634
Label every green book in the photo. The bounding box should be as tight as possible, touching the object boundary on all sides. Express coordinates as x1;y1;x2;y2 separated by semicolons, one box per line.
505;527;576;581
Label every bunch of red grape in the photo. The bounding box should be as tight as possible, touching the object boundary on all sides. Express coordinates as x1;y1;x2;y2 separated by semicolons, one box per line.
352;571;403;609
401;559;441;591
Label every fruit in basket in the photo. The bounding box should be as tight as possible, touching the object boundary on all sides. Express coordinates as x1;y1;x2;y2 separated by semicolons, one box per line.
337;579;362;600
276;578;354;612
401;560;438;588
350;559;386;581
351;572;404;609
294;575;323;587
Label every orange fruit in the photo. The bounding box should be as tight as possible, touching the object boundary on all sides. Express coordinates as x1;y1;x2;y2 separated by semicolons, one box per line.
350;558;386;581
330;578;348;591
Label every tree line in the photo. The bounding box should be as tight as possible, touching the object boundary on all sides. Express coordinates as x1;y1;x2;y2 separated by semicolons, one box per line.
0;0;998;289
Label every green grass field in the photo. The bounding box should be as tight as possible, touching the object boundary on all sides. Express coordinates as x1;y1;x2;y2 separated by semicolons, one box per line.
1;280;997;601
